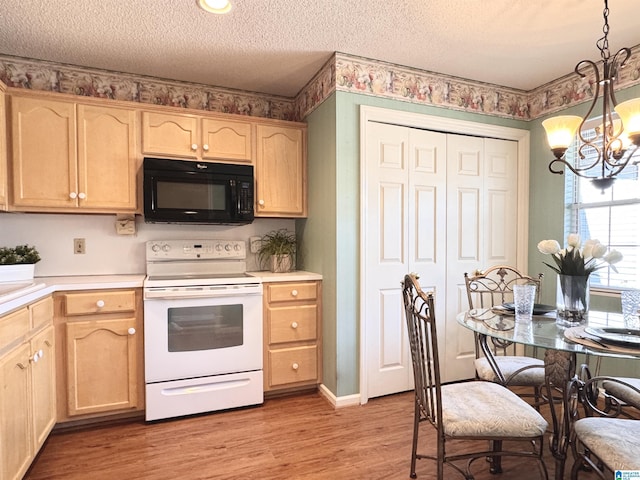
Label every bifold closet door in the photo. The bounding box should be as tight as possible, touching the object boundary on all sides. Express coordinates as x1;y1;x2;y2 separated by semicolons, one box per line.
363;122;446;398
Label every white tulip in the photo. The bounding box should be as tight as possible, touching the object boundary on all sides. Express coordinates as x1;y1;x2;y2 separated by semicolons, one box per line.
591;243;608;259
582;239;598;258
567;233;581;248
537;239;561;255
604;250;623;265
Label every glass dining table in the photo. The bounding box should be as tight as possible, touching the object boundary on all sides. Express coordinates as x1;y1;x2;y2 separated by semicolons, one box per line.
457;308;640;480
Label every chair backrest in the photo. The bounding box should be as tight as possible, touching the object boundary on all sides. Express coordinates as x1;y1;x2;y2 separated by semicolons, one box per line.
402;274;441;429
464;265;543;310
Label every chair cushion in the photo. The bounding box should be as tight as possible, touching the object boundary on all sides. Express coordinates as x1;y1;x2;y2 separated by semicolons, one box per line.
441;381;548;438
574;417;640;470
474;356;545;386
602;377;640;409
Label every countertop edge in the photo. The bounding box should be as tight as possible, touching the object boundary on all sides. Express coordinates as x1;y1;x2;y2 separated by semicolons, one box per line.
247;271;323;282
0;274;146;316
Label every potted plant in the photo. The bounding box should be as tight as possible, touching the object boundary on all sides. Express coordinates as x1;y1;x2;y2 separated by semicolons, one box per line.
257;229;297;273
0;244;41;283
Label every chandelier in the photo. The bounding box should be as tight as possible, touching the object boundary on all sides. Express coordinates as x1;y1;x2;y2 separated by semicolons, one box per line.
542;0;640;191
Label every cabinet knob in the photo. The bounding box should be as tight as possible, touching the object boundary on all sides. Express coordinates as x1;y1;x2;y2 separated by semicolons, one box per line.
38;349;44;358
292;362;299;371
78;192;86;199
291;289;298;297
191;143;198;151
258;199;265;206
96;300;105;308
30;352;39;363
202;144;209;152
291;321;298;329
69;192;78;199
128;327;136;335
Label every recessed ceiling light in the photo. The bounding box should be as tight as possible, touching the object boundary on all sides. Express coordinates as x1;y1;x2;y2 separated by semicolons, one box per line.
197;0;232;14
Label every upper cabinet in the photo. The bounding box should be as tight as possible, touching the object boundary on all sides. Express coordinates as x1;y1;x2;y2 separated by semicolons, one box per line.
0;83;7;211
255;124;307;217
142;111;252;163
9;93;139;213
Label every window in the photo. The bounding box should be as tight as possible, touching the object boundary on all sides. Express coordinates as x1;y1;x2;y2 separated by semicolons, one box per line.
564;120;640;290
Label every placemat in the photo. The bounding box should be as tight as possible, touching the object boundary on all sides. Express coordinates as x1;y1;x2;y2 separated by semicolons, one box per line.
564;326;640;355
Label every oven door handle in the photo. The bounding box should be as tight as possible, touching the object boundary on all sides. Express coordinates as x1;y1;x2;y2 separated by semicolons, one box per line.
144;287;262;300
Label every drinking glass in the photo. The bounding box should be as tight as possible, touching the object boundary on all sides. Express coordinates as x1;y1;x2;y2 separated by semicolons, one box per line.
621;289;640;330
513;284;536;322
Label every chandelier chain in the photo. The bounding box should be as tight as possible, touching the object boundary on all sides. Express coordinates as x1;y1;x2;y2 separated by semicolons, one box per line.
597;0;610;61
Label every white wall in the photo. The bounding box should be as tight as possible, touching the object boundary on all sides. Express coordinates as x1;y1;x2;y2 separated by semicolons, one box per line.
0;213;294;277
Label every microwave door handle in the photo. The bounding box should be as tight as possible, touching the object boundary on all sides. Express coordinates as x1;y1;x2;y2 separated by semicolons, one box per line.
229;179;238;216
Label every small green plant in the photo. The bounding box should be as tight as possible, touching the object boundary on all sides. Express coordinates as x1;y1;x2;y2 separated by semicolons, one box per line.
0;244;41;265
257;229;297;272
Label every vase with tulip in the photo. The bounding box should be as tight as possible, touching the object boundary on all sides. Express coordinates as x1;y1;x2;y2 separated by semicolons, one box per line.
538;234;622;325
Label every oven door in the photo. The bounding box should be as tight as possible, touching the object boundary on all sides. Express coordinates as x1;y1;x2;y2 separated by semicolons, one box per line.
143;288;262;383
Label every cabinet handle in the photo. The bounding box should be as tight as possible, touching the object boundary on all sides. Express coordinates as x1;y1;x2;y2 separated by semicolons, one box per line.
291;289;298;297
128;327;136;335
45;340;52;347
96;300;105;308
69;192;78;199
191;143;198;151
78;192;86;200
17;362;27;370
292;362;299;371
291;321;298;329
258;199;265;206
202;144;209;152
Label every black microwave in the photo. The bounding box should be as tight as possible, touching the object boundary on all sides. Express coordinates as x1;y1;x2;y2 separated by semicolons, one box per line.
143;157;254;225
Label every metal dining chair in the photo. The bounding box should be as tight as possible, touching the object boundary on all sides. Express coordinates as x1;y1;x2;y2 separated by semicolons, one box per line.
569;376;640;478
402;273;549;479
464;266;546;406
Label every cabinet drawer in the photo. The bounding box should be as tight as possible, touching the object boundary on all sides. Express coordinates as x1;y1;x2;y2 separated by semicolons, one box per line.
268;346;317;387
268;304;317;344
63;290;136;316
31;296;54;329
0;307;29;349
267;282;317;303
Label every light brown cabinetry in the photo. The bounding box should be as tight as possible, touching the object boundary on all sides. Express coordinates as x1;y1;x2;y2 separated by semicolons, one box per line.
54;289;143;422
142;111;252;163
0;296;55;480
255;124;307;217
9;93;138;213
263;281;321;393
0;82;7;211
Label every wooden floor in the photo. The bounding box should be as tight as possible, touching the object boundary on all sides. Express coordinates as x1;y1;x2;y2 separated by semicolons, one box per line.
25;391;600;480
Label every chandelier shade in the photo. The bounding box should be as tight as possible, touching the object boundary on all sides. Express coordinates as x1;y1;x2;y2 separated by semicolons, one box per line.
542;0;640;190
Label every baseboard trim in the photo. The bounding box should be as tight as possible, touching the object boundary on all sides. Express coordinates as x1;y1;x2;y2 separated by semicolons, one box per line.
318;384;361;408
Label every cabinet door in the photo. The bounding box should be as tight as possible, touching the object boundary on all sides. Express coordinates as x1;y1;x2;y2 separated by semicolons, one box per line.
0;85;7;211
255;124;306;217
65;317;138;416
31;326;55;451
201;118;252;163
0;343;32;480
142;111;199;158
77;105;138;211
11;96;77;207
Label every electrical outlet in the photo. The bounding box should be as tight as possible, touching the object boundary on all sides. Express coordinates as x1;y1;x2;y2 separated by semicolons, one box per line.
74;238;86;254
249;236;262;253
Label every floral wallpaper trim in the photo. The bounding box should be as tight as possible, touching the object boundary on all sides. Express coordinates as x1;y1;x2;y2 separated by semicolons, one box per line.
3;47;640;123
0;55;298;121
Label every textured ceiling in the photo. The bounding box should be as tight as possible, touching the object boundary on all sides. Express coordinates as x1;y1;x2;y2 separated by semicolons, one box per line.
1;0;639;98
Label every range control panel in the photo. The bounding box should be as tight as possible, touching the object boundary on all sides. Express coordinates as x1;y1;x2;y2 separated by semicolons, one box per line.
146;239;246;260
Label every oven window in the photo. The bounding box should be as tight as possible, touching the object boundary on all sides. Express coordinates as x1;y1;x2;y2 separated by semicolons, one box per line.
157;180;226;211
167;305;243;352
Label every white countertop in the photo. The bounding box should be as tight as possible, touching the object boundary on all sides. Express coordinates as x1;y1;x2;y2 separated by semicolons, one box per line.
0;271;322;316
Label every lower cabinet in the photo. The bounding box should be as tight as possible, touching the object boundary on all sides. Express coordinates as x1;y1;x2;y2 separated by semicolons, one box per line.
263;281;322;393
54;288;144;423
0;296;55;480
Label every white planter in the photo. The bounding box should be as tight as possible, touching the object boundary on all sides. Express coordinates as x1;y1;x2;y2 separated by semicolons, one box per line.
270;255;293;273
0;264;35;283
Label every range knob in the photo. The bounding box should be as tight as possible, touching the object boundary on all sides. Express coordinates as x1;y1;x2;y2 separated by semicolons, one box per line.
151;244;161;252
215;243;223;251
234;244;241;251
162;244;171;252
225;244;232;251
